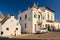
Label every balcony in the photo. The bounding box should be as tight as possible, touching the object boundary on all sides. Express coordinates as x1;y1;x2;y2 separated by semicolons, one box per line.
46;20;55;23
37;21;42;25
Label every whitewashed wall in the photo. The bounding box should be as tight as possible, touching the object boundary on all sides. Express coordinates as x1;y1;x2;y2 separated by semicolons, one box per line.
1;16;21;36
19;9;33;33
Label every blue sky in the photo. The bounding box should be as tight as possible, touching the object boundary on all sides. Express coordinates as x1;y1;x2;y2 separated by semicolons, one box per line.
0;0;60;21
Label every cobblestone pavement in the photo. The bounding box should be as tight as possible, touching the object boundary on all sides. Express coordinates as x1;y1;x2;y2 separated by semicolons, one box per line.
0;31;60;40
11;31;60;39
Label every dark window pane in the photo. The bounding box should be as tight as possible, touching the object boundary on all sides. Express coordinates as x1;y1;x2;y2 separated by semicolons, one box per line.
1;31;3;35
25;15;27;19
6;28;9;30
38;15;40;18
34;15;36;18
20;17;21;20
16;28;18;30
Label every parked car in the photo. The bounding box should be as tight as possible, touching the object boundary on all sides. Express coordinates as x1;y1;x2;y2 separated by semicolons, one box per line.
37;28;48;34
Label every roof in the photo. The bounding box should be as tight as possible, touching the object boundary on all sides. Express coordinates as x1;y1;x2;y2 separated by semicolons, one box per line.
0;12;4;19
40;6;55;12
45;6;55;12
1;15;11;24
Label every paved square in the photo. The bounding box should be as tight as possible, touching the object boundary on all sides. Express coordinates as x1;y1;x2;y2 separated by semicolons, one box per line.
14;31;60;39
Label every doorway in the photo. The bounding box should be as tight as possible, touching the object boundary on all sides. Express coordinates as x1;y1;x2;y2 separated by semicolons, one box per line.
48;24;51;31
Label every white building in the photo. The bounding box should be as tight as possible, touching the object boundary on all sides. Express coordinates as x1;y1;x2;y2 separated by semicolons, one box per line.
53;21;60;31
0;14;21;36
19;3;60;33
41;7;55;31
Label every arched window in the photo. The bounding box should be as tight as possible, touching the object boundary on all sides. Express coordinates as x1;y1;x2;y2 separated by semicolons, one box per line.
38;15;40;19
34;12;37;18
34;14;36;18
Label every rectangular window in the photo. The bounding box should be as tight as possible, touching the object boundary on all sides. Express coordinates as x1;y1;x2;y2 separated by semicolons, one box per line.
48;14;49;20
25;15;27;19
45;24;48;28
20;17;21;20
43;16;44;20
25;23;27;28
51;15;52;20
38;15;40;21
